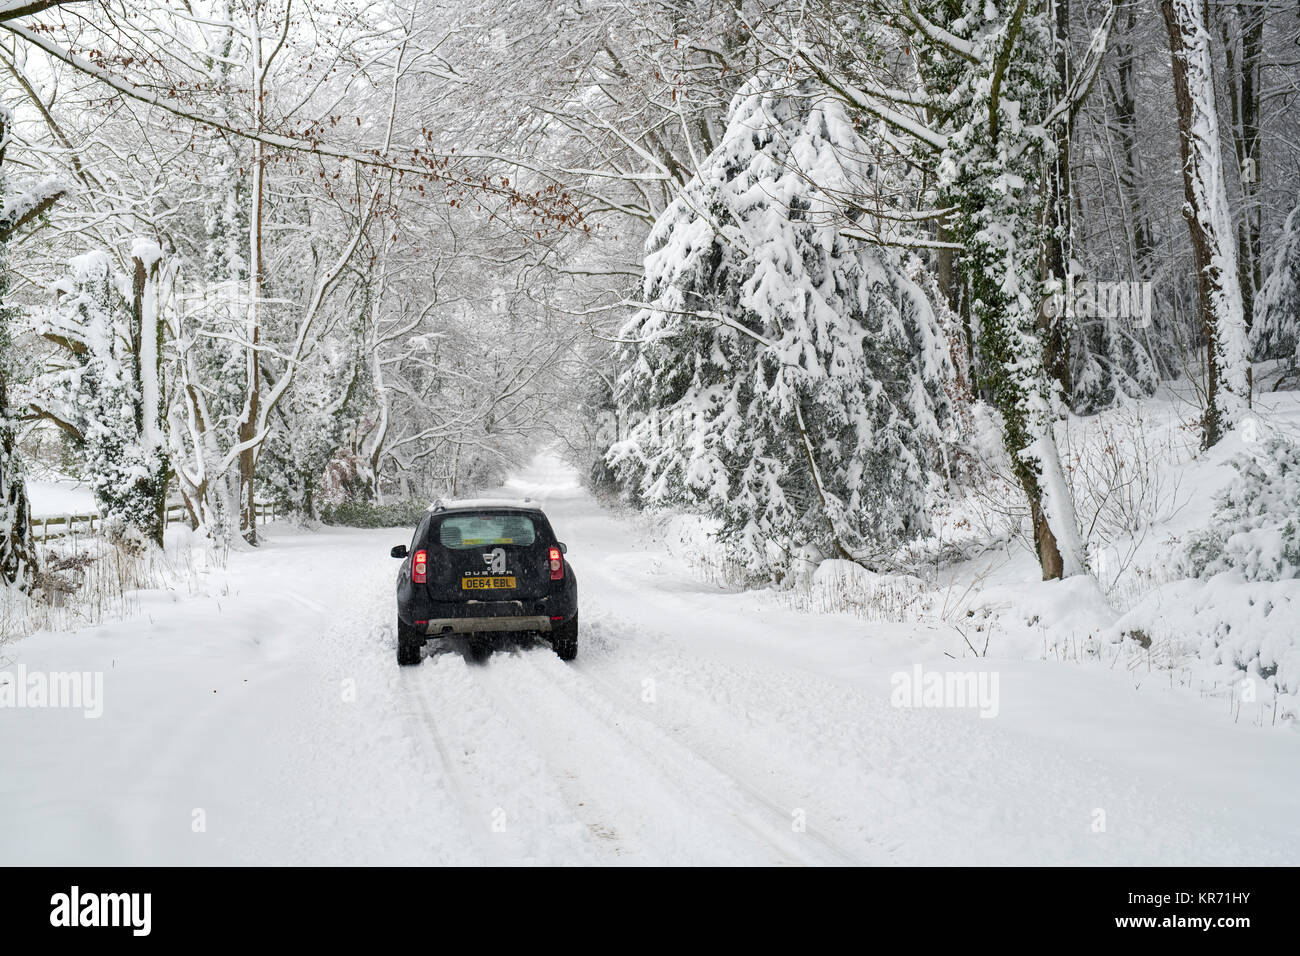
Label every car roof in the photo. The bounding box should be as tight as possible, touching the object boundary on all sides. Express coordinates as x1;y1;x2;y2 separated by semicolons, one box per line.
428;497;543;514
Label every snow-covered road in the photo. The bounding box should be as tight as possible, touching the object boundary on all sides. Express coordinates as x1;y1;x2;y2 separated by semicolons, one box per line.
3;454;1298;865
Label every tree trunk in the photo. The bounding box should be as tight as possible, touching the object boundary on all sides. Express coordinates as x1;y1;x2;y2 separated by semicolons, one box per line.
1160;0;1250;448
237;362;259;545
1031;500;1064;580
131;253;169;548
1113;9;1156;272
238;66;266;545
0;111;39;591
0;373;40;591
936;219;976;392
1040;0;1073;402
1225;3;1263;345
794;401;852;562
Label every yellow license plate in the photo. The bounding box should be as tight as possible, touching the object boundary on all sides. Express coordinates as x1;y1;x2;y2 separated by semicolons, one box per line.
461;576;516;591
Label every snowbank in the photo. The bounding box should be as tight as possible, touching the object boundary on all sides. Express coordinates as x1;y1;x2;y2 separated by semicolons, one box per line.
1108;574;1300;706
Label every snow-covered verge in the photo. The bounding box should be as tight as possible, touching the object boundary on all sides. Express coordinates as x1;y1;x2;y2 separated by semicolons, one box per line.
0;524;224;645
650;384;1300;725
1105;433;1300;719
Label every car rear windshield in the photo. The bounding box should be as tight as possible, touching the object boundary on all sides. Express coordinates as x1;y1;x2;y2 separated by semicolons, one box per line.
436;513;537;549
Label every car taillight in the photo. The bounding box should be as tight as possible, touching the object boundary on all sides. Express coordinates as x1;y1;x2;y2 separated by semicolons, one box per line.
413;550;427;584
548;546;563;581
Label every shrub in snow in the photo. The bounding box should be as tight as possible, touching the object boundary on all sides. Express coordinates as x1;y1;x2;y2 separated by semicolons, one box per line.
1183;437;1300;582
1109;573;1300;709
608;76;953;581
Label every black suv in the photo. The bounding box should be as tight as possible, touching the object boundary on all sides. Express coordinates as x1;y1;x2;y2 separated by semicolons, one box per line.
392;499;578;664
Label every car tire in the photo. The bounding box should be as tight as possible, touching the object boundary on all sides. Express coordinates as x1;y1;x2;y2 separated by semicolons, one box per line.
551;615;578;662
397;618;423;666
468;634;493;662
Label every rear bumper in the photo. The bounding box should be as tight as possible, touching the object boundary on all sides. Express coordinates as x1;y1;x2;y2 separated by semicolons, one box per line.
399;571;577;635
421;615;553;636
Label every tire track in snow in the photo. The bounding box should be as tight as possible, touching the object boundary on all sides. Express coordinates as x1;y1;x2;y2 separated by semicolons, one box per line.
564;594;884;863
400;647;604;866
402;662;505;865
558;653;871;865
461;649;634;862
478;643;848;865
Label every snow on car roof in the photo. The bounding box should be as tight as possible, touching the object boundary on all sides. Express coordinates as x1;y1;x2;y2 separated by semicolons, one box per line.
428;496;539;512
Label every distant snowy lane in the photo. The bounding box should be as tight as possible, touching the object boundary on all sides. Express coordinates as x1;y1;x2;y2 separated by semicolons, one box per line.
2;454;1298;865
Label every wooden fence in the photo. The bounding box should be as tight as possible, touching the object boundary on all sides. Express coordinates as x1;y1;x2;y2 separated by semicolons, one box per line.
32;500;278;543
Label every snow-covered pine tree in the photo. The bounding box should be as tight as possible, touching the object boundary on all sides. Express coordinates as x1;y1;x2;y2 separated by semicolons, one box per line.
608;76;953;580
38;248;170;546
1251;193;1300;367
1071;312;1160;414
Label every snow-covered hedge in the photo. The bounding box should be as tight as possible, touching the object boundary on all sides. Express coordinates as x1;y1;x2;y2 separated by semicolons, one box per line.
319;500;428;529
